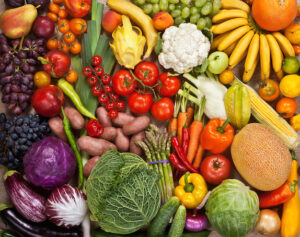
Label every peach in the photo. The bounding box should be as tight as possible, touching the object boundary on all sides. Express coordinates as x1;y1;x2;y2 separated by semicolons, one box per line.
284;23;300;45
102;10;122;33
152;11;174;31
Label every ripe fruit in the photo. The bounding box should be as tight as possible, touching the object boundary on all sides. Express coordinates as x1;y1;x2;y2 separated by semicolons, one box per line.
152;11;174;31
63;32;75;43
49;3;60;14
34;71;51;88
258;79;280;102
69;42;81;54
219;69;234;85
65;70;78;83
33;16;55;39
208;51;229;74
69;18;87;35
276;97;297;119
279;74;300;98
46;37;58;50
58;19;70;33
284;23;300;45
102;10;122;33
282;56;300;74
58;9;68;18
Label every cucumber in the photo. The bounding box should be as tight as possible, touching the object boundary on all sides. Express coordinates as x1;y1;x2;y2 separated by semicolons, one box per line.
168;205;187;237
147;196;180;237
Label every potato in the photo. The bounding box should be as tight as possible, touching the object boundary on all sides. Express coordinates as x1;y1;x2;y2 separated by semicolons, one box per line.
122;116;150;136
115;128;130;152
48;117;67;141
112;112;135;127
130;131;145;155
97;106;112;127
83;156;100;177
77;136;117;156
63;107;85;130
100;127;117;141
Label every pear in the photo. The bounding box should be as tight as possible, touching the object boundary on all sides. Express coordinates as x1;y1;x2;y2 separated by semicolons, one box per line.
0;4;38;39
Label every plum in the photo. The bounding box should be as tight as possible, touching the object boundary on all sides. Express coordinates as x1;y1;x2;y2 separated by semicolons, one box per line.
4;0;25;7
32;16;55;39
27;0;50;9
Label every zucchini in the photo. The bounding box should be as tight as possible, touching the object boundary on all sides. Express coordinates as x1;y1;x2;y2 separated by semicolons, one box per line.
168;205;187;237
147;197;180;237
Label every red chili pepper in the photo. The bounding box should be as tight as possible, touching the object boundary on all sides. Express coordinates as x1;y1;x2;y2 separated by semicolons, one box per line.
182;126;189;156
259;181;296;208
169;153;188;172
171;136;199;173
85;119;104;137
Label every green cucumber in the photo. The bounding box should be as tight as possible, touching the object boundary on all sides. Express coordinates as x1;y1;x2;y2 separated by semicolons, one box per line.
147;197;180;237
168;205;187;237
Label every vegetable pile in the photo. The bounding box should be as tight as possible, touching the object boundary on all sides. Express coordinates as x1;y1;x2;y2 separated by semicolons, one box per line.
0;0;299;236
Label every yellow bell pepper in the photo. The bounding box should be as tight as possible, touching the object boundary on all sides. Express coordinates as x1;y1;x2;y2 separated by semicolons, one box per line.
290;114;300;132
174;172;208;209
281;150;300;237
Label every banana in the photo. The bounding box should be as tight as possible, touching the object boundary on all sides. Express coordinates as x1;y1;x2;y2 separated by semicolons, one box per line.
212;18;249;34
266;34;283;73
243;55;258;83
229;30;254;69
244;33;259;72
211;32;231;50
221;0;250;14
272;32;295;57
212;9;248;23
259;34;271;80
276;69;284;81
218;25;250;51
224;41;237;55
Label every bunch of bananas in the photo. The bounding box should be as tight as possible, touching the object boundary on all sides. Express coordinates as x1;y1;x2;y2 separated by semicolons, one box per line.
210;0;295;82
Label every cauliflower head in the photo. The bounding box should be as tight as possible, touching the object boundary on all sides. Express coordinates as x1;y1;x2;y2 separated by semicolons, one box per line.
158;23;211;74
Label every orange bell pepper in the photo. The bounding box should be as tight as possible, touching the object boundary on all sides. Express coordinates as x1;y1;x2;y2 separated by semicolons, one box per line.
200;118;234;154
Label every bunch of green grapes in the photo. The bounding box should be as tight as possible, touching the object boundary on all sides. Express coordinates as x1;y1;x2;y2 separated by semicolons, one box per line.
132;0;222;30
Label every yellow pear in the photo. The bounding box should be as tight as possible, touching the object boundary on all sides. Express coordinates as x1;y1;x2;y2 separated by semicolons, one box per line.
0;4;38;39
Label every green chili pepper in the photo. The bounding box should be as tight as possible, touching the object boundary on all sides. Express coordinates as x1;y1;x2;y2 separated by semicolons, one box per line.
58;79;97;120
61;107;84;189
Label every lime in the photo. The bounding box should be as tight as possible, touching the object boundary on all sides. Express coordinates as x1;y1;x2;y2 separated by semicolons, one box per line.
282;56;300;74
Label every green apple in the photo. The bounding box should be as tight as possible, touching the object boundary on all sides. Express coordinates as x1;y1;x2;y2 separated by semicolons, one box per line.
282;56;300;74
208;51;229;74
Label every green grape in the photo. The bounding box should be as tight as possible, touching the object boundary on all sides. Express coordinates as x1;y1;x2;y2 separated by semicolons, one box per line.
169;0;179;4
211;0;222;15
200;1;212;15
195;0;207;8
169;3;176;11
182;6;190;18
190;7;198;15
180;0;191;5
204;16;212;28
152;3;160;14
190;13;200;24
137;0;146;5
159;0;169;11
143;3;153;14
176;4;183;10
151;0;159;3
174;16;186;26
132;0;139;5
197;18;206;30
171;9;181;18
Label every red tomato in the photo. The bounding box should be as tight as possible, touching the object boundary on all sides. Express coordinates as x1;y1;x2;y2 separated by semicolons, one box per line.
156;72;181;97
42;50;70;78
112;70;137;96
134;62;159;87
63;0;91;18
151;97;174;121
128;91;153;114
200;155;231;185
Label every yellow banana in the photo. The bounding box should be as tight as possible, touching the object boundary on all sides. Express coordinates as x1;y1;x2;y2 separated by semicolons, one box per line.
229;30;254;69
218;25;250;51
245;33;259;72
212;18;248;34
224;41;237;55
211;32;231;50
221;0;250;14
212;9;248;23
272;32;295;57
276;69;284;81
260;34;270;80
243;55;258;83
266;34;283;73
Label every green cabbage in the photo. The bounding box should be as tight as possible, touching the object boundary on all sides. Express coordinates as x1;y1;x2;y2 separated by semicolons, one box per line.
86;150;160;234
205;179;259;237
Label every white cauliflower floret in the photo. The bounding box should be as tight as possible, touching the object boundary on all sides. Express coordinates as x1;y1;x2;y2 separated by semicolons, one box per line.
158;23;211;74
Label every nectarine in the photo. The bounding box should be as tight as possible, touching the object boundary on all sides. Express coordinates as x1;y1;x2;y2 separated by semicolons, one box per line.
152;12;174;31
102;10;122;33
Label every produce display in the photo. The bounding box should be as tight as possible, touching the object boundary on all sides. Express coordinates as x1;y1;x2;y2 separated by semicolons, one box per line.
0;0;299;236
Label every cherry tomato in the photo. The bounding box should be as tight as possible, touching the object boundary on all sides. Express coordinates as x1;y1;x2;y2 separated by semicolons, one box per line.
70;42;81;54
63;32;75;44
156;73;181;97
112;70;137;96
103;85;112;93
69;18;87;35
200;155;231;185
34;71;51;88
134;61;159;87
258;79;280;102
98;93;108;104
276;97;298;118
58;19;70;34
57;41;69;54
87;75;98;86
109;109;118;119
58;9;68;18
110;93;119;101
105;100;116;110
53;0;63;4
49;3;60;14
116;101;125;111
293;45;300;55
47;12;58;22
91;85;102;96
65;69;78;83
101;73;111;84
82;66;92;77
95;66;104;76
91;55;102;66
128;91;153;114
46;37;58;50
151;97;174;121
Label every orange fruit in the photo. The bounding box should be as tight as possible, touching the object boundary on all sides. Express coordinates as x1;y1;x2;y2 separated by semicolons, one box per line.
69;18;87;35
66;70;78;83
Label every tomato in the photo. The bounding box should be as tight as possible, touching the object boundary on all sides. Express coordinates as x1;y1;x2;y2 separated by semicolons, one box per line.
116;101;125;111
42;50;71;78
69;18;87;35
91;85;102;96
57;41;69;54
151;97;174;121
91;55;102;66
70;42;81;54
34;71;51;88
109;109;118;119
110;93;119;101
94;66;104;77
47;12;58;22
63;32;75;44
276;97;298;118
87;75;98;86
64;0;91;18
101;73;111;84
58;9;68;18
65;70;78;83
98;93;108;104
46;37;58;50
112;70;137;96
200;155;232;185
58;19;70;34
293;45;300;55
134;61;159;87
82;66;92;77
258;79;280;102
103;85;112;93
105;100;116;111
156;73;181;97
53;0;63;4
49;3;60;14
128;91;153;114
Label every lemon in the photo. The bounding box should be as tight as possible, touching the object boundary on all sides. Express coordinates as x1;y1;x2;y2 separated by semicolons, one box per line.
279;74;300;98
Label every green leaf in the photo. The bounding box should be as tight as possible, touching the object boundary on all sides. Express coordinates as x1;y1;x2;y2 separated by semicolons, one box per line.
95;3;103;41
202;28;213;44
193;58;209;75
154;33;162;55
88;21;97;55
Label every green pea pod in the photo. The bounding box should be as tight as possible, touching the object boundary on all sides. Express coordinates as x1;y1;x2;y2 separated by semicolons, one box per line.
57;79;97;120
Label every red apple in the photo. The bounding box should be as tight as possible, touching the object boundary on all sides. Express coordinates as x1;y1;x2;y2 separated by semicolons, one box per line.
102;10;122;33
32;85;65;117
33;16;55;39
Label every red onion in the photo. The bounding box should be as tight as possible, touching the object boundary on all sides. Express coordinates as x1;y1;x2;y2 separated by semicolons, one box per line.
185;213;208;232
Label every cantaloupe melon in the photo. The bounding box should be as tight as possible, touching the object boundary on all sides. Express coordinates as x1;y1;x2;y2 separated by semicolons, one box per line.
231;123;292;191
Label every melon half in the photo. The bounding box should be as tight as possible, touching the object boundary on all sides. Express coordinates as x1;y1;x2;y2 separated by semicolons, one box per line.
231;123;292;191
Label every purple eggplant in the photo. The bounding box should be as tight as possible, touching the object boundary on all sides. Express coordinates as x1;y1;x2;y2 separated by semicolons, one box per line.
185;213;208;232
4;171;47;223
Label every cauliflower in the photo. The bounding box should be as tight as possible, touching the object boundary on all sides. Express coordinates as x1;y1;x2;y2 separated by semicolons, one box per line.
158;23;211;74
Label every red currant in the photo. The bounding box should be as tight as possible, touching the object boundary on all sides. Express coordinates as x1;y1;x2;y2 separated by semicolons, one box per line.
82;66;92;77
116;101;125;111
105;100;116;111
87;75;98;86
101;73;111;85
110;93;119;101
98;93;108;104
109;109;118;119
91;55;102;66
91;85;102;96
103;84;112;93
94;66;104;76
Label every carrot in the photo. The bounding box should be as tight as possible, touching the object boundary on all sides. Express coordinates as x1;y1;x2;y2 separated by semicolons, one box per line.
186;106;194;127
177;92;189;144
187;97;206;163
168;95;181;136
192;144;204;169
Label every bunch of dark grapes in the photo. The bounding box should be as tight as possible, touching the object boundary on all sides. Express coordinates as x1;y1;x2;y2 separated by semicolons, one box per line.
0;34;47;115
0;113;50;170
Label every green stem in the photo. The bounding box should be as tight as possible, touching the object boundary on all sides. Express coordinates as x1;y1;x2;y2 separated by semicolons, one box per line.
173;94;181;118
184;172;194;192
216;118;231;134
194;96;206;122
290;150;297;161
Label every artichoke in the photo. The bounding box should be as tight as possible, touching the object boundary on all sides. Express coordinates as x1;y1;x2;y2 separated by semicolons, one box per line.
110;15;146;69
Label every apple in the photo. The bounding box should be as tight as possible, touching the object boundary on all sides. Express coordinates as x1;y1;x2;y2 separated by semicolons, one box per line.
33;16;55;39
207;51;229;74
282;56;300;74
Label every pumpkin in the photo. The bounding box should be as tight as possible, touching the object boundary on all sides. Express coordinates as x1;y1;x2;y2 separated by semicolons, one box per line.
252;0;297;31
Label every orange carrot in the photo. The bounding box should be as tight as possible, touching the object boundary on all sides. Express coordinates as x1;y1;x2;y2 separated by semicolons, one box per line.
168;118;178;136
192;144;204;169
177;112;188;144
186;106;194;127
